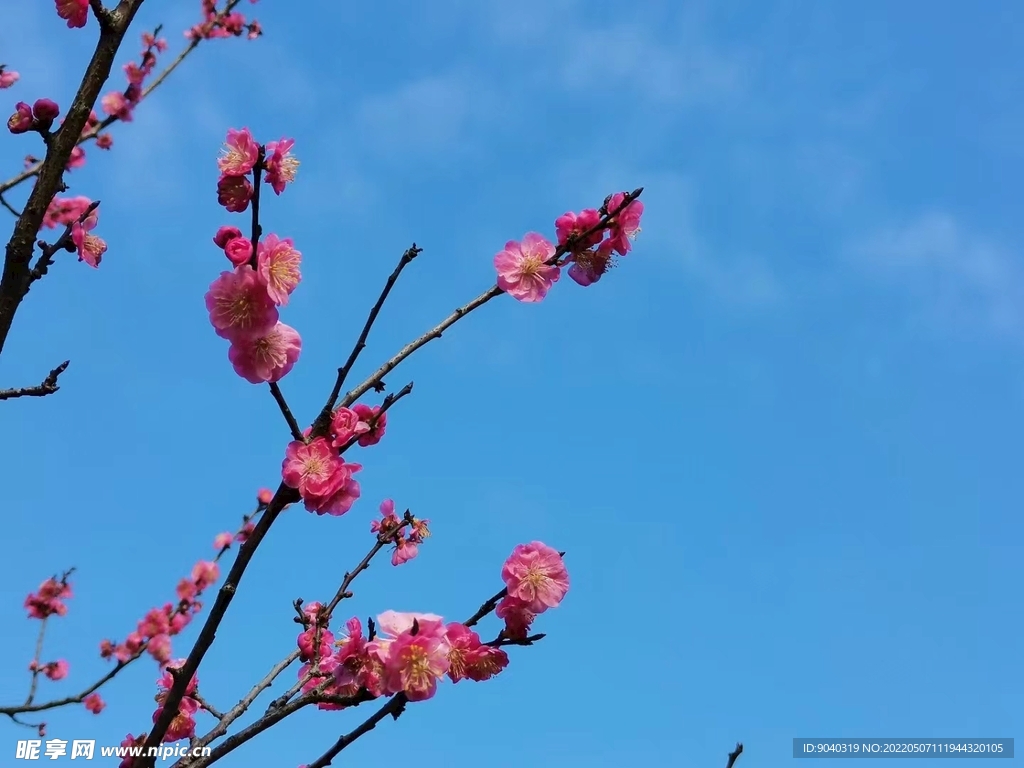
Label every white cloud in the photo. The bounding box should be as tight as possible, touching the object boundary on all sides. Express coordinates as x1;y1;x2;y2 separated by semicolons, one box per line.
849;213;1024;335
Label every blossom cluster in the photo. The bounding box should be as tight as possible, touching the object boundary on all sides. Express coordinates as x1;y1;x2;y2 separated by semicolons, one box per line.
186;0;262;42
205;128;301;383
371;498;431;566
19;559;221;716
111;660;205;761
295;541;568;707
100;31;168;125
494;192;644;301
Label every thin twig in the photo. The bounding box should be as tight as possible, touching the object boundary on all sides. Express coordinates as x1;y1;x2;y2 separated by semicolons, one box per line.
315;244;422;429
0;361;70;401
726;743;744;768
268;382;303;441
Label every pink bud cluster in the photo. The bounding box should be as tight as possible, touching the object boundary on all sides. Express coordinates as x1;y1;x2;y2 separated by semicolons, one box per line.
187;0;262;42
40;195;107;267
24;576;72;619
205;128;302;383
96;560;220;668
294;542;568;706
494;192;645;301
371;499;431;566
100;31;168;124
7;98;59;135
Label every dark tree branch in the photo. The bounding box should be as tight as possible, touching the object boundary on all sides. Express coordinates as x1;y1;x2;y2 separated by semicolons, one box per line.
726;743;744;768
0;0;146;357
0;360;70;401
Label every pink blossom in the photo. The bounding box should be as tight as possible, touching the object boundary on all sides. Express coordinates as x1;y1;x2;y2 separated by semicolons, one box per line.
217;174;253;212
95;133;113;149
297;627;335;662
8;102;33;134
257;487;274;505
55;0;89;28
31;99;59;123
376;611;446;641
43;660;69;681
138;608;170;639
605;192;644;255
568;242;614;287
218;128;259;176
445;623;508;682
65;146;86;170
494;233;560;302
153;697;198;742
213;225;242;249
0;68;19;89
384;625;450;701
83;693;105;714
72;210;107;268
191;561;220;591
235;521;255;542
256;234;302;304
264;138;299;194
25;577;73;619
146;634;171;664
100;91;133;121
42;196;92;229
495;596;535;639
330;407;369;448
501;541;569;613
118;735;146;768
555;209;603;249
391;538;418;566
281;438;346;505
224;236;252;266
213;531;233;550
204;265;278;341
352;403;386;446
228;321;302;383
308;469;362;517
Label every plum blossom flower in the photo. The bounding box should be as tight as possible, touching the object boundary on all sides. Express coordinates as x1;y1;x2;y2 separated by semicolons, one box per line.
101;91;132;121
501;541;569;614
227;321;302;383
555;209;602;250
218;128;259;176
83;693;105;714
496;596;535;639
264;138;298;194
204;266;278;341
352;403;386;446
72;210;107;268
330;407;369;448
568;241;614;287
281;438;346;505
256;234;302;305
42;660;69;680
494;233;560;302
224;236;252;266
25;577;72;619
605;192;644;256
55;0;89;29
7;102;33;134
445;623;508;683
217;174;253;212
0;68;19;89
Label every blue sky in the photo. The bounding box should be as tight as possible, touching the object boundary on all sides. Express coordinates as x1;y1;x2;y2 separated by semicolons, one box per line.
1;1;1021;766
